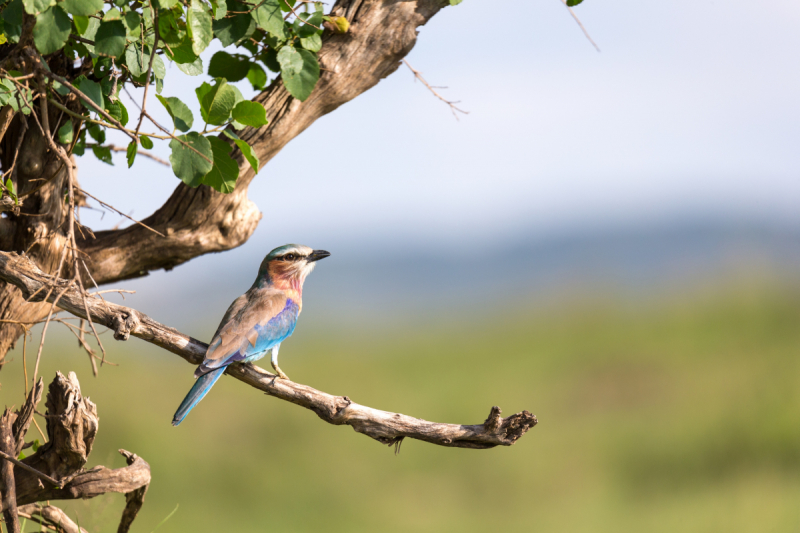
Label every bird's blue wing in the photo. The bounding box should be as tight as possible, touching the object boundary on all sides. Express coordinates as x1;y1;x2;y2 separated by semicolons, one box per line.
195;290;299;377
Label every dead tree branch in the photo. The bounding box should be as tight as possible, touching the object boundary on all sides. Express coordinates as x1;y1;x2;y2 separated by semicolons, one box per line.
0;371;150;532
17;504;88;533
0;251;537;450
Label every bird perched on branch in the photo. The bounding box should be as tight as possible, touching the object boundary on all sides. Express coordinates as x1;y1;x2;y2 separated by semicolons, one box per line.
172;244;330;426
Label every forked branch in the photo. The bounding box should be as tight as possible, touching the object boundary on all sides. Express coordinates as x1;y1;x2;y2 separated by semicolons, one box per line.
0;251;537;450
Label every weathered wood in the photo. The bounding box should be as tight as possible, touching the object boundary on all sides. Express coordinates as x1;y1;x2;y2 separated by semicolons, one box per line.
12;378;44;456
17;504;88;533
0;410;20;533
0;251;538;449
117;450;149;533
0;371;151;525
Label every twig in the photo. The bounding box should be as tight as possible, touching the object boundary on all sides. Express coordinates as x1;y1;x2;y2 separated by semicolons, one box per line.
0;449;62;488
559;0;600;52
79;189;165;237
85;143;169;166
37;69;137;142
402;59;467;119
281;0;323;30
133;3;159;139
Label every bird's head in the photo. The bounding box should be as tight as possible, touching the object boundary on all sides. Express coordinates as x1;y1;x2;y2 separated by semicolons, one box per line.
257;244;330;294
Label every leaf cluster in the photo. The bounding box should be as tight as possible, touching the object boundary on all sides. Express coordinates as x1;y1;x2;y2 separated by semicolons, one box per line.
0;0;335;193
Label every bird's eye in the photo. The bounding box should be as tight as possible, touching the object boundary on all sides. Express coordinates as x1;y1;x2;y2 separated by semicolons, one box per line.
284;254;296;261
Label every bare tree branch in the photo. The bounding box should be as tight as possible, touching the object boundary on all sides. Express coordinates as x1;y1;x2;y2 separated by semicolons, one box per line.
402;59;468;119
17;504;89;533
2;371;150;525
0;251;537;450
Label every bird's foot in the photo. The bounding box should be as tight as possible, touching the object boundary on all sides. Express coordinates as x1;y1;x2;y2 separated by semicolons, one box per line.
272;364;290;380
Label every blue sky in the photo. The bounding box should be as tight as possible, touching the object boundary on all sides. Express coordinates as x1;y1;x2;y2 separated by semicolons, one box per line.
76;0;800;254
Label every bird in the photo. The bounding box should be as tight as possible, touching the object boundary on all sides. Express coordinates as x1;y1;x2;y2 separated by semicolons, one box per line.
172;244;330;426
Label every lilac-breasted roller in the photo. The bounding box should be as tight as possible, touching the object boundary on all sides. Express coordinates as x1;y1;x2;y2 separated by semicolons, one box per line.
172;244;330;425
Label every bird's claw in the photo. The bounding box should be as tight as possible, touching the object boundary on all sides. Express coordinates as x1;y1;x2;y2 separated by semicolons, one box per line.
272;364;289;380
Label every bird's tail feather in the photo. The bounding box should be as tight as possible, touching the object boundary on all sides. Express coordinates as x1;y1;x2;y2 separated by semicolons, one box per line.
172;366;226;426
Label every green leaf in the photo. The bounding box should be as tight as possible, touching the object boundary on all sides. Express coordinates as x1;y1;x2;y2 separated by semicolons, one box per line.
156;95;194;132
223;130;259;173
196;79;237;125
87;123;105;143
167;38;199;64
73;15;89;34
125;44;146;77
5;178;17;198
76;78;104;112
253;0;285;40
61;0;102;16
278;0;295;12
4;0;24;26
102;6;121;20
151;53;166;79
118;99;129;126
212;3;255;46
188;0;213;55
126;141;137;167
207;51;250;82
293;11;321;38
169;132;213;187
246;63;267;90
276;46;303;75
122;11;141;39
22;0;54;15
95;20;126;57
92;145;113;165
231;101;268;127
80;16;99;52
17;451;26;460
566;0;583;5
210;0;226;19
280;48;318;101
33;5;71;55
449;0;462;4
177;57;203;76
139;135;154;149
202;136;239;193
299;32;321;53
31;440;40;452
104;96;127;125
155;0;179;8
57;121;74;144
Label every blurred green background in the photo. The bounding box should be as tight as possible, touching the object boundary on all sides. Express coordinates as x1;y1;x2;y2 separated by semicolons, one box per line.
3;250;800;532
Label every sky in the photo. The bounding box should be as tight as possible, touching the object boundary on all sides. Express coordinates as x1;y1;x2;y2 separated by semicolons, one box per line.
76;0;800;249
67;0;800;322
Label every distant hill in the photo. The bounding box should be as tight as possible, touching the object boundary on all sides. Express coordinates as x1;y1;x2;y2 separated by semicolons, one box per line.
112;218;800;331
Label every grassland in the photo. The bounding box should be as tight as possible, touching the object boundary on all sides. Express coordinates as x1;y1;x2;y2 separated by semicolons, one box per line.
2;279;800;532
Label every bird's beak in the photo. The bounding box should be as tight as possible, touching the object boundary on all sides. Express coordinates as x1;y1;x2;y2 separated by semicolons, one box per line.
306;250;331;262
